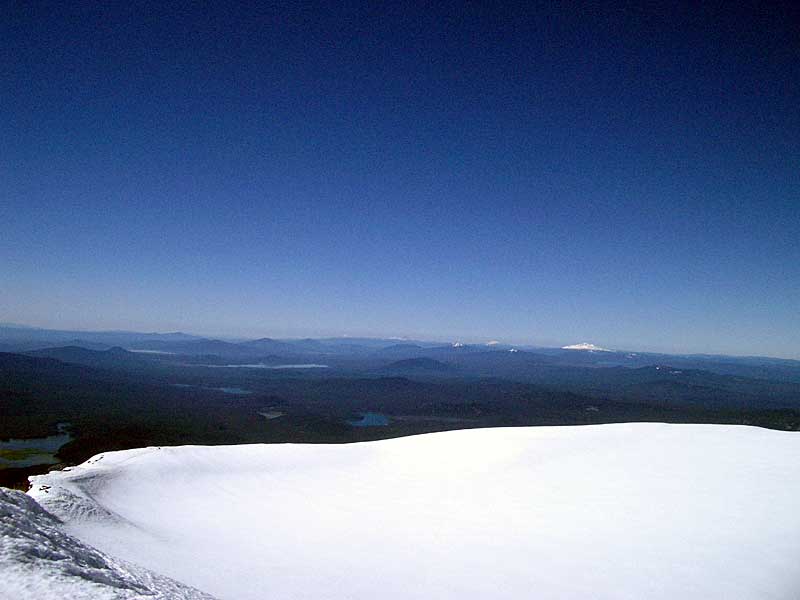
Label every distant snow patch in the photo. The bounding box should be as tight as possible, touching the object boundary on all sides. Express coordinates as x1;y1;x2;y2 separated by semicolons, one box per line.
561;342;613;352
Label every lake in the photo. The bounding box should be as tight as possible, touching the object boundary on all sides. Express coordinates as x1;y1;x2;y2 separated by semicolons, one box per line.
348;412;389;427
0;424;73;469
170;384;253;395
203;363;330;369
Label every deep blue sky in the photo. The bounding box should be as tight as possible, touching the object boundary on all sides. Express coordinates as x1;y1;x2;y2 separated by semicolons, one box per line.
2;2;798;357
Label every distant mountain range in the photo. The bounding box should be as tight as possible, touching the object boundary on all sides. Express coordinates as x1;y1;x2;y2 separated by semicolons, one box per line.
24;346;153;370
2;324;800;385
0;325;200;347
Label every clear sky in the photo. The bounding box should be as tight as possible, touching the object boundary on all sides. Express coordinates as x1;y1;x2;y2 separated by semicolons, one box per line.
2;3;798;357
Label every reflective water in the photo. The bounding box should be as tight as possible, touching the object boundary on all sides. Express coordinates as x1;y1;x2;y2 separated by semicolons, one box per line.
0;424;72;468
348;413;389;427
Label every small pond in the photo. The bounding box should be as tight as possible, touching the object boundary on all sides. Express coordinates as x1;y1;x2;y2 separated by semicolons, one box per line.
348;412;389;427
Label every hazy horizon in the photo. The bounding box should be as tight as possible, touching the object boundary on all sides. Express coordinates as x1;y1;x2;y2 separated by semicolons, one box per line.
3;318;799;361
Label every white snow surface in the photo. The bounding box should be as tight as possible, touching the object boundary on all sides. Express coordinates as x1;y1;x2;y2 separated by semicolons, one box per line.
26;424;800;600
0;487;215;600
562;342;613;351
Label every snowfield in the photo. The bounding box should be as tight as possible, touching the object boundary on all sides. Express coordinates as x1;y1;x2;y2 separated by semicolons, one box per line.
0;488;214;600
15;424;800;599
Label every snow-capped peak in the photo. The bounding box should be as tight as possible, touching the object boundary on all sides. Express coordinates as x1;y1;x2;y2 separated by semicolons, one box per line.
562;342;612;352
